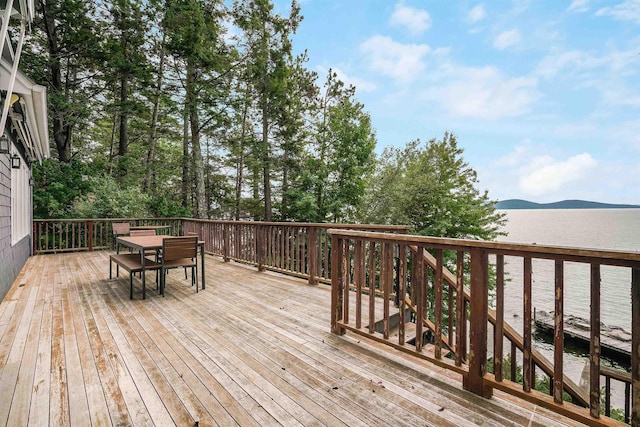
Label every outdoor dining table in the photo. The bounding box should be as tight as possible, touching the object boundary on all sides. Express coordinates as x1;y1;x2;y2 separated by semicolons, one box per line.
116;235;206;298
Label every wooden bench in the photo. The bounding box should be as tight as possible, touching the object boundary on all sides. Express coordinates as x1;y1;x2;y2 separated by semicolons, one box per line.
109;254;161;299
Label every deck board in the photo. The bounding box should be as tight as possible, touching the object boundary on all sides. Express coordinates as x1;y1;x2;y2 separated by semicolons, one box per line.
0;251;586;426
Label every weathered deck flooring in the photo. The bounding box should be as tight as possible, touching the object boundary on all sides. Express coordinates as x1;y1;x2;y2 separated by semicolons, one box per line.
0;251;585;426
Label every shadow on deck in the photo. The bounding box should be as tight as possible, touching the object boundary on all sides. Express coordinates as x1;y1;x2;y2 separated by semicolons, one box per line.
0;251;585;426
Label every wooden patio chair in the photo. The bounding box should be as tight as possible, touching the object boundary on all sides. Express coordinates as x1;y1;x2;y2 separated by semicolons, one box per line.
183;231;199;279
159;236;198;296
112;222;130;251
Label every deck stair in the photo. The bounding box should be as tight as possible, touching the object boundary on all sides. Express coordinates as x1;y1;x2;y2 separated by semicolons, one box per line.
412;246;589;407
374;306;451;359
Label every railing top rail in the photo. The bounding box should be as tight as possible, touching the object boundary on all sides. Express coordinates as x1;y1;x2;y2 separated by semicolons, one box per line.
34;217;180;223
328;229;640;266
182;219;410;231
35;218;410;232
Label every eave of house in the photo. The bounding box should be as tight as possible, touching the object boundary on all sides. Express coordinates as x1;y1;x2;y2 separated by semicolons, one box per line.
0;57;49;162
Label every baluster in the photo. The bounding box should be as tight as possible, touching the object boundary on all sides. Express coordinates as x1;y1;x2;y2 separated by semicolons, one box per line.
298;227;303;273
511;341;517;382
308;227;318;285
354;239;364;329
605;375;611;417
368;241;376;334
625;381;631;424
224;224;230;260
523;257;533;392
435;248;443;359
398;243;407;345
553;260;564;404
88;220;93;251
415;245;425;353
447;262;454;351
342;239;350;325
495;254;505;382
455;251;465;366
324;230;330;280
590;264;601;418
382;242;392;340
330;234;345;335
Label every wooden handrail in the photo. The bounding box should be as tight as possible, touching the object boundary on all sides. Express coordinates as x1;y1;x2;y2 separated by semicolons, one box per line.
328;228;640;426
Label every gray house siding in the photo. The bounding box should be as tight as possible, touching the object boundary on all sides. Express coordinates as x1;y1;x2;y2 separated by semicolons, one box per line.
0;154;31;301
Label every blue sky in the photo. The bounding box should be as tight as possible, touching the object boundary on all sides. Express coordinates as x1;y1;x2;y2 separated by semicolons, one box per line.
272;0;640;204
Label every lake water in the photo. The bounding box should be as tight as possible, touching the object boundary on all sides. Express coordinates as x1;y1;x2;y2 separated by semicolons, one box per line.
497;209;640;330
494;209;640;389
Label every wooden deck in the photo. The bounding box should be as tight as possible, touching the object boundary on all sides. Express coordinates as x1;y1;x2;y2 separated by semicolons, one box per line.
0;251;586;426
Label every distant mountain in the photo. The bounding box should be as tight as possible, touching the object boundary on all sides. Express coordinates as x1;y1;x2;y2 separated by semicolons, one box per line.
496;199;640;209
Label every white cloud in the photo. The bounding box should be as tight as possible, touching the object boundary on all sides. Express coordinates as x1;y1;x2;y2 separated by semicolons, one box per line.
534;48;638;79
519;153;597;196
567;0;589;13
495;142;532;167
596;0;640;24
329;67;377;93
467;4;486;23
360;35;431;81
389;4;431;36
534;50;592;79
493;29;521;50
422;66;539;119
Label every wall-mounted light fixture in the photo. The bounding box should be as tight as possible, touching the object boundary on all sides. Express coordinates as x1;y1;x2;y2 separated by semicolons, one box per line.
11;154;21;169
0;135;8;154
29;177;34;186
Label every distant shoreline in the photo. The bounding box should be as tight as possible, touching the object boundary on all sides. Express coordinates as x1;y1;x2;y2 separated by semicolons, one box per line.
496;199;640;210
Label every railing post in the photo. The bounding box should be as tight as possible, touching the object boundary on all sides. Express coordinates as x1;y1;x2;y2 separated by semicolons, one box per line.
331;233;345;335
590;264;601;418
257;224;265;271
632;266;640;426
87;220;93;251
223;224;230;262
467;248;492;398
307;227;318;285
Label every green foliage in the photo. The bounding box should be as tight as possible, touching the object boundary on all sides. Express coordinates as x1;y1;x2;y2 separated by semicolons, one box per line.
284;70;376;223
26;0;506;233
71;175;149;218
486;356;572;400
487;356;626;422
33;159;102;218
147;193;191;218
359;132;506;240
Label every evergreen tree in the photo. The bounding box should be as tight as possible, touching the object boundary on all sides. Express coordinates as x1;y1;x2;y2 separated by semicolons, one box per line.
359;132;506;240
23;0;103;162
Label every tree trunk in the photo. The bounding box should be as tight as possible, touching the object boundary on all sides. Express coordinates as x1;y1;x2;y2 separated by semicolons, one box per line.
42;0;72;162
262;107;272;221
252;162;260;221
108;102;118;174
187;62;207;218
281;148;289;219
181;104;190;209
143;33;167;192
235;93;248;221
118;73;129;156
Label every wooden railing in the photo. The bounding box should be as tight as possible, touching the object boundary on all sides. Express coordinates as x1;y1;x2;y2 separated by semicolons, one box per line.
33;218;408;286
328;229;639;427
181;219;409;285
33;218;182;253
